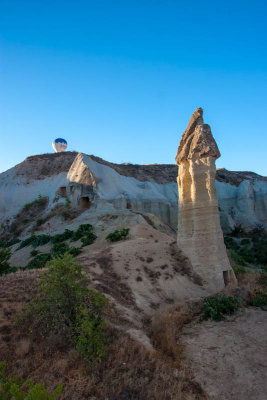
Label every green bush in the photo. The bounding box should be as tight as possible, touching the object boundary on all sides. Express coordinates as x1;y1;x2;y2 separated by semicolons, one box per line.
65;197;71;207
251;224;265;237
224;237;240;251
238;247;256;264
4;238;21;248
51;229;73;244
9;223;17;234
0;248;11;275
0;361;62;399
22;195;47;212
230;224;246;237
106;228;130;242
18;235;51;250
51;242;70;257
81;232;97;247
26;253;52;270
71;224;93;242
35;194;46;207
241;238;250;246
68;247;82;257
200;296;240;321
22;203;32;211
36;218;45;227
19;254;108;362
30;249;40;257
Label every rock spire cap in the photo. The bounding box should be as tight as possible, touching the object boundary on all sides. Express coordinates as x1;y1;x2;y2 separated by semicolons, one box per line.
175;108;221;165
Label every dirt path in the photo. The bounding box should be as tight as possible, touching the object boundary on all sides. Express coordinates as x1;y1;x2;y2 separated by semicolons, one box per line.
183;308;267;400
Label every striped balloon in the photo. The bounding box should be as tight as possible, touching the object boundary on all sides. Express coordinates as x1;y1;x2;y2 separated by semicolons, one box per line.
52;138;68;153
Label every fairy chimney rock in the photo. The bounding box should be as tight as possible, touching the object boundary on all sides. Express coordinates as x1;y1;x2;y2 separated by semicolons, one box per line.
176;108;236;291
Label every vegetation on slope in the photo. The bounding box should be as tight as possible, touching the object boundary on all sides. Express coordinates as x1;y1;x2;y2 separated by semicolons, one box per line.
225;224;267;269
18;254;108;362
0;361;62;400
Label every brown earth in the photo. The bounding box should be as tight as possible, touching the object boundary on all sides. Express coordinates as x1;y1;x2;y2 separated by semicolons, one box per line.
183;307;267;400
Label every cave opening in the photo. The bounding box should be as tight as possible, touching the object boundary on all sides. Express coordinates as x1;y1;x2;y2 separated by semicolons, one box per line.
223;270;230;286
79;196;91;210
58;186;67;197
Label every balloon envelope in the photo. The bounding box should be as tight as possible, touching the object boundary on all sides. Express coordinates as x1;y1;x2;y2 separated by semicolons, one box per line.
52;138;68;153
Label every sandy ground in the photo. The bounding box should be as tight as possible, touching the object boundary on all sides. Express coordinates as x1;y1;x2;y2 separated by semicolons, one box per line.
183;308;267;400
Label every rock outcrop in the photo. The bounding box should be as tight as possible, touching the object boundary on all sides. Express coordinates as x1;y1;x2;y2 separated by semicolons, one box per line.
176;108;236;290
0;152;266;232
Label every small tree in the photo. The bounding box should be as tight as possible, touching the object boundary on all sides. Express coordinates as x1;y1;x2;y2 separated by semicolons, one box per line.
19;254;108;362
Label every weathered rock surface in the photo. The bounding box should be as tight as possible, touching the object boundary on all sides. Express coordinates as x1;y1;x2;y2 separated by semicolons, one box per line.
176;108;236;291
0;152;266;232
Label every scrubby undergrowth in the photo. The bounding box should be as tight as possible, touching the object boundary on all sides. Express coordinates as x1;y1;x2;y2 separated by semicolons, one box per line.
0;264;208;400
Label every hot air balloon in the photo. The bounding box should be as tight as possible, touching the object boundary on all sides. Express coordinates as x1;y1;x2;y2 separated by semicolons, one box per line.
52;138;68;153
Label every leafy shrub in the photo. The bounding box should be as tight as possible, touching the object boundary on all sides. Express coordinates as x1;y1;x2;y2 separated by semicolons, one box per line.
30;249;40;257
18;235;51;250
241;238;250;246
253;238;267;265
238;247;256;264
51;229;73;244
251;224;265;237
0;248;11;275
4;238;21;248
71;224;93;242
0;361;63;399
22;195;47;212
81;232;97;247
230;224;246;237
224;236;240;251
35;194;47;207
68;247;82;257
18;236;36;249
65;197;71;207
9;223;17;234
23;203;32;211
106;228;130;242
19;254;108;362
26;253;52;270
36;218;45;227
51;242;70;257
200;296;240;321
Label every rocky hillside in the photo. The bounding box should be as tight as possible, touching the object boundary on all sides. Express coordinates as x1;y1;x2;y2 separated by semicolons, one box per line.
0;152;266;233
0;152;267;400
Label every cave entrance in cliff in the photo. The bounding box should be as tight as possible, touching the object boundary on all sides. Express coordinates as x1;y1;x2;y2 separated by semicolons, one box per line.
58;186;67;197
223;270;231;286
79;196;91;210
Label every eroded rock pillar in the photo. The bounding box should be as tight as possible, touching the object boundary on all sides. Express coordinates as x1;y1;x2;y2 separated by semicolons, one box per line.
176;108;236;291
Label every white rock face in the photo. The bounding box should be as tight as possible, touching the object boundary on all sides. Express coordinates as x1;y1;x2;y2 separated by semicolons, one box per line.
0;152;266;233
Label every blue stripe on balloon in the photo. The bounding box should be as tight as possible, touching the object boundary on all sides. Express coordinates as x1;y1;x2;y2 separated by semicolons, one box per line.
54;138;67;144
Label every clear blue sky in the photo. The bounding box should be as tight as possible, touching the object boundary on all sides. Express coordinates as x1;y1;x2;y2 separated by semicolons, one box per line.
1;0;266;175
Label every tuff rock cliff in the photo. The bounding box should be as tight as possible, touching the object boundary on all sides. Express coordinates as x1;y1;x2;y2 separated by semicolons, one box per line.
0;151;266;232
